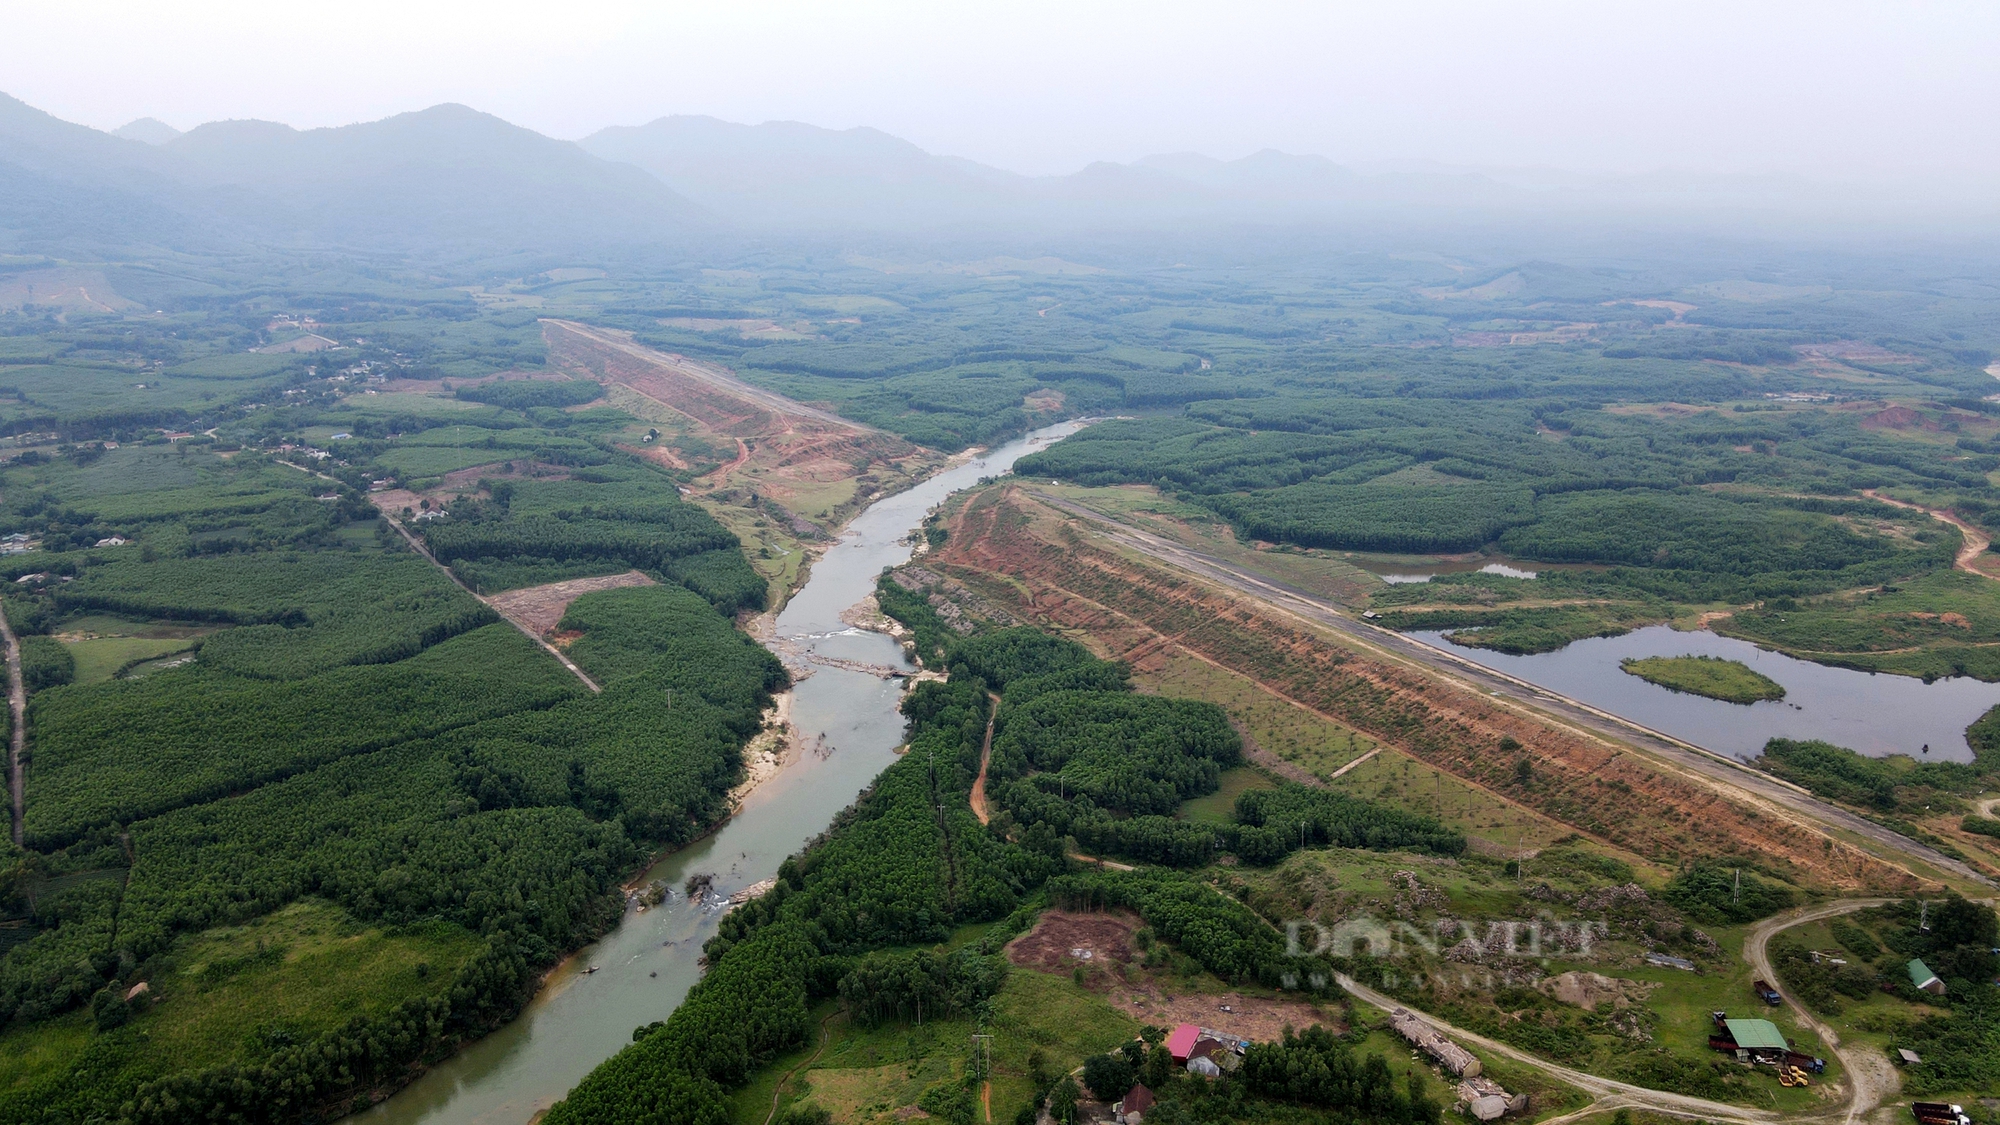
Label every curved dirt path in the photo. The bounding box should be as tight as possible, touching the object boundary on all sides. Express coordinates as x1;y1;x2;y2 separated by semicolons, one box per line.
0;602;23;845
709;437;751;482
1335;973;1777;1123
1743;899;1900;1125
1864;491;1993;576
762;1008;843;1125
970;691;999;825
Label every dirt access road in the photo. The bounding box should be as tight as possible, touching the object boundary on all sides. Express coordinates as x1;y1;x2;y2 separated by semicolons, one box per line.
1336;973;1778;1124
379;516;603;693
1029;490;1993;889
484;570;656;636
970;692;999;825
1743;900;1900;1125
1863;491;1994;577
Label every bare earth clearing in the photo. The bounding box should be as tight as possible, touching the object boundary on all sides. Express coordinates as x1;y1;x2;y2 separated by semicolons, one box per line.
1006;910;1333;1041
542;320;937;530
485;571;657;636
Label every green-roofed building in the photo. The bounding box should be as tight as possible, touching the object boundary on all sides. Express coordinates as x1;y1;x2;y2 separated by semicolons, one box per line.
1722;1018;1790;1052
1907;958;1946;995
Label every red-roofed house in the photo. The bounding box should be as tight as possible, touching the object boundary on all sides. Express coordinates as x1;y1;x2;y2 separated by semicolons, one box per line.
1165;1023;1200;1061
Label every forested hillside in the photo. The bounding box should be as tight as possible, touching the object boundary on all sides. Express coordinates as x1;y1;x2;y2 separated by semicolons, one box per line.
0;296;789;1121
546;622;1458;1125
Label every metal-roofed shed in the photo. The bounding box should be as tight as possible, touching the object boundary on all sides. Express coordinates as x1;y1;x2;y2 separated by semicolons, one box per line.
1722;1019;1789;1051
1908;959;1945;995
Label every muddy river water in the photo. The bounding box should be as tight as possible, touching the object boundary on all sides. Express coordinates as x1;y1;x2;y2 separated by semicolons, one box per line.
363;422;1083;1125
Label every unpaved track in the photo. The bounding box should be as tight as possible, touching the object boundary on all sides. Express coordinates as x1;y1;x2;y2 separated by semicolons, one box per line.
1213;881;1862;1123
1335;973;1777;1123
1743;900;1900;1125
762;1008;842;1125
484;570;656;636
381;517;603;693
1031;491;1993;888
0;603;23;845
1864;491;1992;576
970;691;999;825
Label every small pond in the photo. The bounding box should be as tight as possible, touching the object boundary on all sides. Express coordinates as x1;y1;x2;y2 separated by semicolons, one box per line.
1378;562;1538;584
1409;624;2000;763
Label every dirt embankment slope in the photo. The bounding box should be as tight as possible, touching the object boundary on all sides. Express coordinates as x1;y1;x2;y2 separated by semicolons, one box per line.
541;321;937;532
929;485;1921;895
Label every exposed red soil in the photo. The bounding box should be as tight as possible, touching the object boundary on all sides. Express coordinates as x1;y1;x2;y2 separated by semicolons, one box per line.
620;443;689;471
485;571;657;636
1007;910;1337;1041
1862;406;1938;431
932;487;1918;895
542;323;934;523
1006;909;1140;973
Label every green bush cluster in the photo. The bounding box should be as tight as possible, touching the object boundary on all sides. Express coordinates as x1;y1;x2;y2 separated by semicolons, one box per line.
453;378;604;410
0;576;781;1121
423;475;764;614
1756;737;1980;813
1660;863;1797;925
1232;786;1466;863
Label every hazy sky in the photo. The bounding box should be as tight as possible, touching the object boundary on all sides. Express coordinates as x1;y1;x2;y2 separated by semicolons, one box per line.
4;0;1996;182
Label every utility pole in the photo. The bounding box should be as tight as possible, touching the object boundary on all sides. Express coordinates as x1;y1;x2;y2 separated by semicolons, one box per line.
971;1033;993;1080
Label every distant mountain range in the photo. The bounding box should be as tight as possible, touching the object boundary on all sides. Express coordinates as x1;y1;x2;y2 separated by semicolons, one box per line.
575;115;1544;230
0;94;707;257
0;92;1973;261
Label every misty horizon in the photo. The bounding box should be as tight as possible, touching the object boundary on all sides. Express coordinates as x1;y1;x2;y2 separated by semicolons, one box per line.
6;1;1996;189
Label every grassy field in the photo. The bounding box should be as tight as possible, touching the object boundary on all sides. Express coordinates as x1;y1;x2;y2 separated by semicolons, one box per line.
1178;765;1277;825
1232;849;1832;1114
63;636;197;684
1327;749;1578;853
1719;570;2000;681
1136;648;1379;778
1620;655;1786;704
0;899;479;1103
735;968;1139;1125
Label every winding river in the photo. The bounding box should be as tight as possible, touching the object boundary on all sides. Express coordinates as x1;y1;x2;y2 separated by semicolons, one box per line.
362;422;1083;1125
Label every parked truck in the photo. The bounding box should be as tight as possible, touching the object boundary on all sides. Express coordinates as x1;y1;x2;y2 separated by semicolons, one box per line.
1786;1051;1826;1075
1752;979;1782;1006
1913;1103;1972;1125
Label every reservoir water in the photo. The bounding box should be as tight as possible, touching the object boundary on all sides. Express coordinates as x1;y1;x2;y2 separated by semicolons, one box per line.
1411;624;2000;763
364;421;1085;1125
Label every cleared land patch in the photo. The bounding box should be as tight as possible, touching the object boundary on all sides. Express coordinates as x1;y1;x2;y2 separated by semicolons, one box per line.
484;570;657;636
